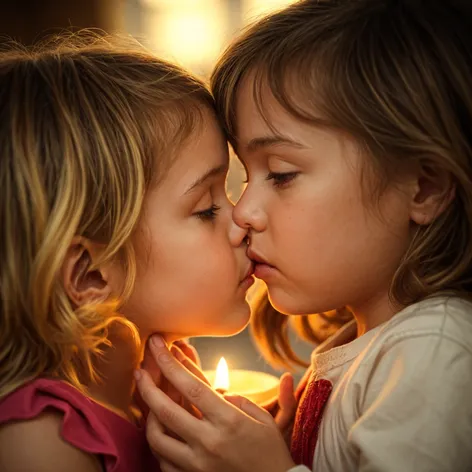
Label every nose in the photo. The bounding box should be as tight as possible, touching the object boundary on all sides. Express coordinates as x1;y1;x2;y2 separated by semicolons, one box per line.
229;219;248;247
223;197;248;247
232;189;267;232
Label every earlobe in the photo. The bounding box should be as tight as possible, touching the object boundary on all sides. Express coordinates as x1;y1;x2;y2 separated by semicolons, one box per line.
62;238;112;307
409;167;456;225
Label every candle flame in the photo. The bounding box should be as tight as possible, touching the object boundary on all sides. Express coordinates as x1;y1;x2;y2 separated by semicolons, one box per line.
214;357;230;391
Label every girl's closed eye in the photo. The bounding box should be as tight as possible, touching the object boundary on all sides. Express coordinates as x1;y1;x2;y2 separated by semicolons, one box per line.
267;171;299;188
194;203;221;221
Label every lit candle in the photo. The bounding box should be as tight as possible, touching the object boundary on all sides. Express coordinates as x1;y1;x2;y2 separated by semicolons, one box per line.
214;357;230;393
204;357;279;405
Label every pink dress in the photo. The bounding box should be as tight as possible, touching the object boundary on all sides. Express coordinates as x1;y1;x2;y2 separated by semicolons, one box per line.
0;378;159;471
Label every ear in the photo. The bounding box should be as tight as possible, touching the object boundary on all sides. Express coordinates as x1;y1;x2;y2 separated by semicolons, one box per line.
62;237;112;307
409;166;456;226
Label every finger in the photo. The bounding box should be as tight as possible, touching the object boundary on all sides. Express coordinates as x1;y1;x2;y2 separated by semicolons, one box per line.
142;340;162;385
161;378;203;419
159;348;206;415
147;335;229;422
223;394;273;425
167;347;192;405
148;410;165;435
136;368;209;442
137;339;164;417
278;373;295;409
146;411;195;470
223;394;244;408
172;344;210;386
140;355;180;410
184;399;203;420
134;389;150;419
164;381;185;406
174;340;201;367
275;373;297;429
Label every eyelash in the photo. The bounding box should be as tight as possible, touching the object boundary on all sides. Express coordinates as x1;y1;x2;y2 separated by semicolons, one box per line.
266;171;299;188
195;204;221;221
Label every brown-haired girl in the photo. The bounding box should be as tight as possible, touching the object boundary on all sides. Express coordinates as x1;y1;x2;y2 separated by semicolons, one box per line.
136;1;472;471
0;32;255;471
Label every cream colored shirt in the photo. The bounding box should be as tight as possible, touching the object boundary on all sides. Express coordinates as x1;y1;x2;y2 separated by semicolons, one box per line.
288;297;472;472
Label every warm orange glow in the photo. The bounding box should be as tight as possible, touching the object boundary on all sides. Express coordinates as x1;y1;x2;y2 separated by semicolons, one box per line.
243;0;296;21
214;357;230;391
144;0;226;72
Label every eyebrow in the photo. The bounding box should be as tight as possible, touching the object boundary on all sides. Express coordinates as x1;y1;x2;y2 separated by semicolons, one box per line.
184;163;228;195
245;136;307;153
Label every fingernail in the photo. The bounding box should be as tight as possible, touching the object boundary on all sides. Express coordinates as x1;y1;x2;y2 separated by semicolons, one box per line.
151;335;165;348
134;369;142;381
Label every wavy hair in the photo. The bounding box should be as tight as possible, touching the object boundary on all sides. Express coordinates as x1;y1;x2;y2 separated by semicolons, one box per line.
0;31;213;396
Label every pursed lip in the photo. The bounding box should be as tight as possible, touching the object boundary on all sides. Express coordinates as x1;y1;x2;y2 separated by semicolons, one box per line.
247;248;274;267
240;262;255;283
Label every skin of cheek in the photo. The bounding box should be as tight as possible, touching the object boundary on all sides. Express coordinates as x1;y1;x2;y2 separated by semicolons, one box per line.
266;182;411;316
115;220;251;340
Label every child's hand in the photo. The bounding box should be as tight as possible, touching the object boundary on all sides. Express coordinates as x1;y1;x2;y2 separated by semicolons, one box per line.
275;373;297;444
173;340;202;368
254;373;297;445
135;338;208;419
135;335;296;472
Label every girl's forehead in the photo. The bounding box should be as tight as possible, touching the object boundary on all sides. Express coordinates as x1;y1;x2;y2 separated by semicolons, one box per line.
234;69;328;132
233;84;312;151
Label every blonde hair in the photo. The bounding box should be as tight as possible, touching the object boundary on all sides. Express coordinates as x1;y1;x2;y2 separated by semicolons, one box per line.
0;31;214;396
211;0;472;368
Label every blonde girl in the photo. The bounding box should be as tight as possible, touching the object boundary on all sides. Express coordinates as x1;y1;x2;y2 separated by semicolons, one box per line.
0;32;254;472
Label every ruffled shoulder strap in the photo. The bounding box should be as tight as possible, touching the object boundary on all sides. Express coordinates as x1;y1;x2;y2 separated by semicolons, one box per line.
0;378;118;467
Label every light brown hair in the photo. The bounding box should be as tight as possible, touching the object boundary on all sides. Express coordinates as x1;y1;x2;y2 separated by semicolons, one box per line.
211;0;472;368
0;31;214;396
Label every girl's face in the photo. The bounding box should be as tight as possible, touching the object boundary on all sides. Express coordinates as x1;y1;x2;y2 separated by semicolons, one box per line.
233;77;414;316
117;109;254;341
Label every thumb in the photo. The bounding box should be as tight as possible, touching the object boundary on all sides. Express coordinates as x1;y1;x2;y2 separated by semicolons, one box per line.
275;373;296;429
224;395;274;425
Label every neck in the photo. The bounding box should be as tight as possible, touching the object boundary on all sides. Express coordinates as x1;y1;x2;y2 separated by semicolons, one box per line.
84;329;186;421
348;289;403;337
86;325;145;422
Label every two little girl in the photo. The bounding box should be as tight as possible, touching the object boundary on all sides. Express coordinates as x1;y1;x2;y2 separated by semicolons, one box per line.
2;0;472;471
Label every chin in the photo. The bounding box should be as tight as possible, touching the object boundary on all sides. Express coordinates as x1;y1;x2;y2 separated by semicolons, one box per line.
196;304;251;338
267;288;317;316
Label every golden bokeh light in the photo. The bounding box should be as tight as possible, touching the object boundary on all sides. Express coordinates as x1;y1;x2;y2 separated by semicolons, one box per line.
143;0;227;73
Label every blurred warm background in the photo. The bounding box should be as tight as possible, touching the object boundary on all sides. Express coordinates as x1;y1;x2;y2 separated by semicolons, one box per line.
0;0;312;379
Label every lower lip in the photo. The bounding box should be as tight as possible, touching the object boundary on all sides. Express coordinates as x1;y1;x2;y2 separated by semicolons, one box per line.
254;263;278;280
239;275;255;291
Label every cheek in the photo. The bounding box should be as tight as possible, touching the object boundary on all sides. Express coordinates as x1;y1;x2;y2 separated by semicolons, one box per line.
267;180;366;277
123;231;241;332
269;186;350;249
